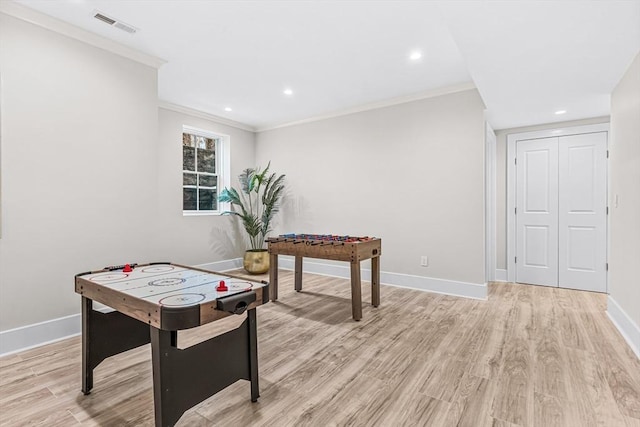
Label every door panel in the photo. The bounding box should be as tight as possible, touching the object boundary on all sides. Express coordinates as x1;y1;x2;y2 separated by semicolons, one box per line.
516;138;559;286
524;150;551;212
567;226;597;270
558;132;607;292
524;225;551;267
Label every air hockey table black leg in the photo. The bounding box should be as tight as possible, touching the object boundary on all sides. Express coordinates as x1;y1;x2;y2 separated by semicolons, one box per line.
149;308;260;427
81;296;93;395
248;308;259;402
150;328;180;427
80;296;150;396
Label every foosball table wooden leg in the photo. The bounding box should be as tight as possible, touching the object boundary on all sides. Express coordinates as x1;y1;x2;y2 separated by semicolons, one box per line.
294;256;303;291
350;261;363;321
371;256;380;307
269;254;278;301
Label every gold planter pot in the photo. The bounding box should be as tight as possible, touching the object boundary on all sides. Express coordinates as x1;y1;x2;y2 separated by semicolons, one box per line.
243;249;270;274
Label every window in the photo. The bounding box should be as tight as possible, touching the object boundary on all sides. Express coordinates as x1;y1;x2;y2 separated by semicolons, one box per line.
182;126;229;214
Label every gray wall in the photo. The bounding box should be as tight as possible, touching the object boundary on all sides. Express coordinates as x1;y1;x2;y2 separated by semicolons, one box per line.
0;14;160;330
255;89;486;285
157;107;255;264
494;116;610;270
609;52;640;329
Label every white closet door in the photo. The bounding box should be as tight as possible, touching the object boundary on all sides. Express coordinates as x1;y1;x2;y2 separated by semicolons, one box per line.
516;138;559;286
558;132;608;292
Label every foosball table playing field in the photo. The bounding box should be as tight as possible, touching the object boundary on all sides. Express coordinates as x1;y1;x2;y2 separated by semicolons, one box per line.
266;234;382;321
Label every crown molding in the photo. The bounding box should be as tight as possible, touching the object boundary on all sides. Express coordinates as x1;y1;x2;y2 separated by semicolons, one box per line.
0;1;166;69
158;101;256;132
255;81;477;132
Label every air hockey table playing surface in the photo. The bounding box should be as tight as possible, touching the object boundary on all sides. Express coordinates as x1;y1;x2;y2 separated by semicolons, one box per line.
76;262;268;330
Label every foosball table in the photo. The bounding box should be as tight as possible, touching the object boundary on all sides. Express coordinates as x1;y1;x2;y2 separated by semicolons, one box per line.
266;234;381;321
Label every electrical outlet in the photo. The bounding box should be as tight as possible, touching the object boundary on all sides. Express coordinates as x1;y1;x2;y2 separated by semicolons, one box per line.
420;256;428;267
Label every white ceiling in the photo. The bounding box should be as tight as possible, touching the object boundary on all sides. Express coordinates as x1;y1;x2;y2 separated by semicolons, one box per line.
11;0;640;131
439;1;640;129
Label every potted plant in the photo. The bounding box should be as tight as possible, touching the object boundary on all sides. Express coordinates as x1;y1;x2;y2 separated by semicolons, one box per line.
218;163;285;274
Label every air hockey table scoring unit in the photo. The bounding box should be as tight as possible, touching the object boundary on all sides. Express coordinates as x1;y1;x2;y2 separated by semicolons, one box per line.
75;262;269;427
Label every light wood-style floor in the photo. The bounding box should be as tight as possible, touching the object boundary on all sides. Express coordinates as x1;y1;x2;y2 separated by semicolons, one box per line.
1;270;639;426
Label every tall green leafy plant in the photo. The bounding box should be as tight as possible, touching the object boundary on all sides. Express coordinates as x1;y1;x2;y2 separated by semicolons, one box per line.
218;163;285;250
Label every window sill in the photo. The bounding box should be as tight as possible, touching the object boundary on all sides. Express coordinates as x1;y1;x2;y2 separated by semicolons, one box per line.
182;211;223;217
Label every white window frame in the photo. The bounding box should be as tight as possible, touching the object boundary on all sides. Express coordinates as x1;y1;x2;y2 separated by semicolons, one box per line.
182;125;230;216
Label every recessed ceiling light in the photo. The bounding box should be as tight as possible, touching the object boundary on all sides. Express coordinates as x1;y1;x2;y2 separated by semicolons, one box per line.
409;51;422;61
283;88;293;96
224;107;232;112
555;110;567;115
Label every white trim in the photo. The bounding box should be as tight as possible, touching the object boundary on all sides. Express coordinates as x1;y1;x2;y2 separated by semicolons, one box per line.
277;256;487;300
219;129;231;211
182;125;229;141
495;269;508;282
507;133;516;283
607;296;640;359
256;82;476;132
0;305;113;357
0;314;81;357
182;211;224;217
506;122;610;284
506;123;610;143
181;125;231;214
0;1;166;69
195;258;244;272
159;102;255;132
485;121;497;282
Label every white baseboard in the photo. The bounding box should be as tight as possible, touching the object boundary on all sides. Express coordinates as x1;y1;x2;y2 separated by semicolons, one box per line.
0;256;486;357
606;296;640;359
0;313;81;357
196;258;243;272
278;256;487;300
0;305;116;357
495;269;508;282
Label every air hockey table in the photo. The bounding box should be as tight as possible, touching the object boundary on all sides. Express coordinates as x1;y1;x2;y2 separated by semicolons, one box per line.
75;262;269;427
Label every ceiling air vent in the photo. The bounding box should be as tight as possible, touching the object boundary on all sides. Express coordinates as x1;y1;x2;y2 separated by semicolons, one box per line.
113;22;137;34
94;13;115;25
93;11;138;34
